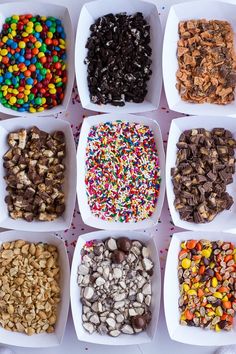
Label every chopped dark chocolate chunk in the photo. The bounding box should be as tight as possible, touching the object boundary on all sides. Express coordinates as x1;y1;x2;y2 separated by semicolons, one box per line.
171;128;236;223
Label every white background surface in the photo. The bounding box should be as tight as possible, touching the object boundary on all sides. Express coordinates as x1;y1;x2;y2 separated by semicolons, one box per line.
0;0;230;353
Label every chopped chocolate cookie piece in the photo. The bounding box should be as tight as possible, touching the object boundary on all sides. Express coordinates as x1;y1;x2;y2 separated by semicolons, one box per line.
85;12;152;106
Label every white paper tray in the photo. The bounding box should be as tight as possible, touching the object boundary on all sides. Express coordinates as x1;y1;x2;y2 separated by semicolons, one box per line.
77;113;165;230
75;0;162;113
0;230;70;347
0;116;77;231
164;231;236;346
166;115;236;232
70;230;161;345
0;1;75;117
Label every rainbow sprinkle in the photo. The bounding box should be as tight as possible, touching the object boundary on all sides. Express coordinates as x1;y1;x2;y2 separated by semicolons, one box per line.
85;120;161;223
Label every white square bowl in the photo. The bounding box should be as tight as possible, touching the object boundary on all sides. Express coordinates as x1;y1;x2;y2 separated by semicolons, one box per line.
163;0;236;116
0;116;76;231
166;115;236;232
0;230;70;347
77;112;165;230
164;230;236;346
0;1;74;117
70;230;161;345
75;0;162;114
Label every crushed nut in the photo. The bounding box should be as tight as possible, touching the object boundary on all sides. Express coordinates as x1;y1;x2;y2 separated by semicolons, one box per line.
0;240;60;335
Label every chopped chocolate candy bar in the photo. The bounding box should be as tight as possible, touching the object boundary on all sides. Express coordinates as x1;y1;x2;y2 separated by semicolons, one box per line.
3;127;66;222
172;128;236;223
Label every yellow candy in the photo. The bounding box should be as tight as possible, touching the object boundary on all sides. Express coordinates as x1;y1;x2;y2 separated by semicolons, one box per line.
216;306;223;317
24;96;28;103
25;27;33;34
12;15;19;21
1;85;8;91
59;44;65;49
0;49;8;56
22;32;28;37
212;277;218;288
37;107;44;112
183;284;190;292
12;89;18;95
206;304;212;308
209;262;215;269
35;25;43;32
192;266;197;273
201;248;212;258
24;90;30;96
47;32;53;39
41;16;47;21
13;65;19;71
181;258;191;269
222;296;228;302
38;52;45;58
8;66;13;73
180;314;186;321
213;292;223;299
35;41;42;48
3;90;7;97
2;36;8;43
29;107;36;113
9;96;16;105
10;23;16;30
49;88;56;95
27;21;34;28
207;311;215;316
215;324;221;332
187;290;197;296
11;30;16;37
59;39;65;45
19;41;26;49
25;85;32;90
192;282;200;289
48;83;55;89
41;97;46;105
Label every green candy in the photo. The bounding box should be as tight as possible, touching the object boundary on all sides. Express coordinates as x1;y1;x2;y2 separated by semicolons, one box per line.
5;79;11;85
40;68;47;76
28;93;34;101
40;44;47;53
35;62;43;69
35;97;42;105
17;99;24;105
49;27;56;33
53;55;59;63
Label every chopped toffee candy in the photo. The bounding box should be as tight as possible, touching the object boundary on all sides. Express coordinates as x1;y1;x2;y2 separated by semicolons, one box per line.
85;12;152;106
176;19;236;104
78;238;154;336
3;127;66;222
172;128;236;223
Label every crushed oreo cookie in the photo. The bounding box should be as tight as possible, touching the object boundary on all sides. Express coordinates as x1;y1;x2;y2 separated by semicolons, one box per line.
171;128;236;223
85;12;152;106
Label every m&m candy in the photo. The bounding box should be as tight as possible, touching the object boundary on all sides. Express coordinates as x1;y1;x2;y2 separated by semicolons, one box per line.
0;14;67;113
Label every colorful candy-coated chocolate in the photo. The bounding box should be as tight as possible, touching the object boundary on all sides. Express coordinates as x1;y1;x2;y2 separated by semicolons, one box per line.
0;14;67;112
